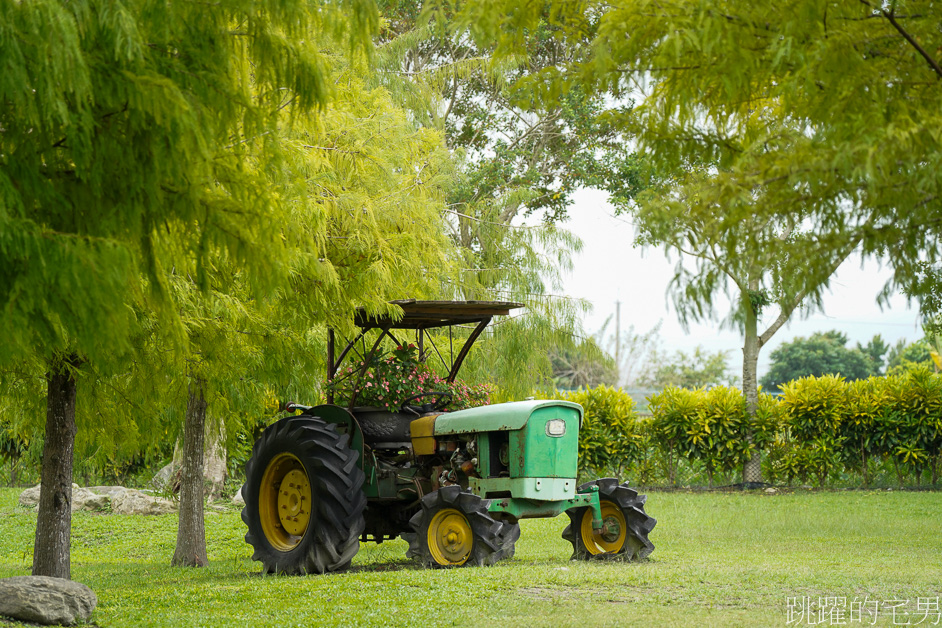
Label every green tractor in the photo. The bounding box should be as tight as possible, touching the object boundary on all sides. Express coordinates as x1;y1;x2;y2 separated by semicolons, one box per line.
241;300;655;573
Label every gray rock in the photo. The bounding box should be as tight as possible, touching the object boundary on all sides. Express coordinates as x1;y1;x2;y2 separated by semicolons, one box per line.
203;422;228;500
19;484;111;512
73;489;111;512
19;484;115;512
150;463;176;492
764;487;778;494
232;484;245;507
18;484;41;507
72;487;108;512
0;575;97;626
85;486;129;498
111;489;176;515
20;485;180;515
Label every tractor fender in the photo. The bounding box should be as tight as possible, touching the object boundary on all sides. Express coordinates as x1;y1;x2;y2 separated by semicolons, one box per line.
304;404;366;464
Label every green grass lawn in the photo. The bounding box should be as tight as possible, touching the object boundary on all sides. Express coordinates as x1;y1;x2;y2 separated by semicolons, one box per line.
1;488;940;627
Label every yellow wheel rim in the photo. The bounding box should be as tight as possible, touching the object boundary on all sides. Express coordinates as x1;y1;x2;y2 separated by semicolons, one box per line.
259;453;312;551
428;508;472;565
580;501;627;555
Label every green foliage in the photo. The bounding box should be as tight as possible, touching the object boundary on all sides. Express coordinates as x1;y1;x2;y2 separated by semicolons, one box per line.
841;377;893;485
0;5;466;486
771;371;942;487
857;334;890;376
638;347;737;390
0;0;377;367
375;2;644;224
545;372;937;488
883;368;942;484
647;386;697;485
886;338;934;376
370;2;618;394
777;375;847;486
761;332;877;392
549;338;618;390
648;386;780;486
448;0;942;485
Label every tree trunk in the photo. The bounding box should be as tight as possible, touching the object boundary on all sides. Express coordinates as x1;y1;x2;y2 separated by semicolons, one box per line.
742;294;762;485
33;354;80;579
172;378;208;567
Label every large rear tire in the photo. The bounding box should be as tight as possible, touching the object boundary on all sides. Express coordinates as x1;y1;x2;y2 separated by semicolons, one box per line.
562;478;655;561
242;416;365;574
406;486;516;567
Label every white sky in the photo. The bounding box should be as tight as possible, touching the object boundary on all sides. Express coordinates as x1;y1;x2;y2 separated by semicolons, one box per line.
558;188;924;379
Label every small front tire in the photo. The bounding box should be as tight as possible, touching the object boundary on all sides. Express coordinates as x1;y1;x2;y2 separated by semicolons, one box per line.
562;478;656;561
406;486;516;567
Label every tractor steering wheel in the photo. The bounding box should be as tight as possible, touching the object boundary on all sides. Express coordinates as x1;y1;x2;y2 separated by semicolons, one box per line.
400;391;453;416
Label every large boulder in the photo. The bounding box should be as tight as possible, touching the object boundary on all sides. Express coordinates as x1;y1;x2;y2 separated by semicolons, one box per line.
231;484;245;507
18;484;111;513
149;463;177;492
157;419;229;500
17;485;41;508
85;486;129;499
0;576;97;626
19;485;176;515
110;489;176;515
202;421;228;500
72;487;111;512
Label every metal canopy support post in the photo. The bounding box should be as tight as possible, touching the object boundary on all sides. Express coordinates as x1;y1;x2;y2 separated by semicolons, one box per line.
447;317;492;383
335;331;367;373
327;329;336;404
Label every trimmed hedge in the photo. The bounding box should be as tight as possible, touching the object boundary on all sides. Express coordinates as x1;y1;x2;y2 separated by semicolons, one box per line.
556;367;942;487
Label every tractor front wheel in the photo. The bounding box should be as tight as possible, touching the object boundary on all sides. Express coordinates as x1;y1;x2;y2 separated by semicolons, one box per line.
242;416;365;574
406;486;516;567
562;478;656;561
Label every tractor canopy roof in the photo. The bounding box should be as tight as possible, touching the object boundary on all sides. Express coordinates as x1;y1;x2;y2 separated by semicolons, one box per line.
353;300;523;330
328;301;523;405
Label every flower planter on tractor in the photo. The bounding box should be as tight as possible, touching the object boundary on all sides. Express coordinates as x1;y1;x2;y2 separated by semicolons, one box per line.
241;300;656;573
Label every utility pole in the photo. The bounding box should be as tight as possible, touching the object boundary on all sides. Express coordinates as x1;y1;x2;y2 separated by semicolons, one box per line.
615;300;621;374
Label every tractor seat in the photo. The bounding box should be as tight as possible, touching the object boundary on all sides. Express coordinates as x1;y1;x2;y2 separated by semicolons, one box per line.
352;407;414;445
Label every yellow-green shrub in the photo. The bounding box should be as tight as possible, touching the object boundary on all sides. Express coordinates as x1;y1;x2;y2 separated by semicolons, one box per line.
882;367;942;484
544;369;941;487
777;375;847;485
647;386;698;484
648;386;780;485
842;377;892;484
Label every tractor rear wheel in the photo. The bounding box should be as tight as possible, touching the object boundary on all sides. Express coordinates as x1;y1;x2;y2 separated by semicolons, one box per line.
406;486;516;567
242;416;365;574
562;478;656;561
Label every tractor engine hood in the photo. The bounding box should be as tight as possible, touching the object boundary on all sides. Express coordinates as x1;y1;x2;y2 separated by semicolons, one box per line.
432;400;584;435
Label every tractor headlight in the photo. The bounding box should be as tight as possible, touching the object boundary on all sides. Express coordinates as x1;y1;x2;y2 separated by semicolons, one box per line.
545;419;566;437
